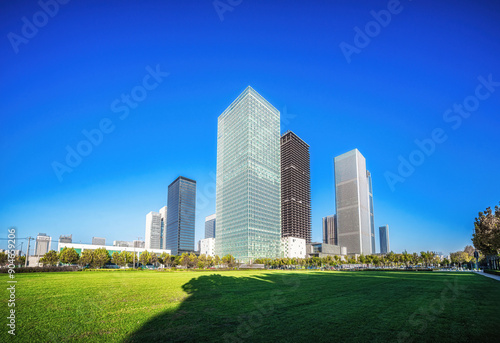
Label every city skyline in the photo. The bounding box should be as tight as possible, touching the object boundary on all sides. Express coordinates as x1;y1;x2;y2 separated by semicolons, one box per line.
2;1;499;256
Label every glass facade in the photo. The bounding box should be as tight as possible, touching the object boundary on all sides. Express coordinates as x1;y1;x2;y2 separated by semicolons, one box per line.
379;225;390;254
216;86;281;262
205;214;216;239
166;176;196;256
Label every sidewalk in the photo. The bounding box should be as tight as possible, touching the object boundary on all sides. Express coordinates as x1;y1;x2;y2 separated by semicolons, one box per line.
474;271;500;282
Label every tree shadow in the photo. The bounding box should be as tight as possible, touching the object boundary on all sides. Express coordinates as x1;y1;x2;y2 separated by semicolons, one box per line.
124;271;498;343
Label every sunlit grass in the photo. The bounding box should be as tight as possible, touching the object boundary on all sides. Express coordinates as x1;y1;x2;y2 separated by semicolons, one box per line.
1;270;498;342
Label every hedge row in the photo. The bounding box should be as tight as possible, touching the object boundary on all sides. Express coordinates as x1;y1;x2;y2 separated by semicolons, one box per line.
0;266;81;273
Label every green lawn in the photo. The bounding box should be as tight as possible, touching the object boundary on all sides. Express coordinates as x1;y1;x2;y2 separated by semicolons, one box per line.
1;270;499;342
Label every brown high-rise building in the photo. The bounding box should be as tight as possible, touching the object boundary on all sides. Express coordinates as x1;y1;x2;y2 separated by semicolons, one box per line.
281;131;311;243
322;214;337;245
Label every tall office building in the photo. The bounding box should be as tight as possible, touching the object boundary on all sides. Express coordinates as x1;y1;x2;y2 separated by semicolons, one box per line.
166;176;196;255
368;171;375;253
159;206;167;249
92;237;106;246
379;225;390;254
216;86;281;262
145;211;161;249
35;233;51;256
322;214;337;245
205;214;216;239
59;235;72;244
145;207;168;250
334;149;374;255
281;131;311;243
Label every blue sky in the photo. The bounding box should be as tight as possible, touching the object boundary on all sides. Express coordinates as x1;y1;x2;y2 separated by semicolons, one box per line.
1;0;499;255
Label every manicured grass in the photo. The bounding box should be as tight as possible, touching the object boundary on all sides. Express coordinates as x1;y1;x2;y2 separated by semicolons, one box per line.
1;270;499;342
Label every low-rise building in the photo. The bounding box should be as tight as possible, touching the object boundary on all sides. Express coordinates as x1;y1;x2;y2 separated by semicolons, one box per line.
92;237;106;246
306;242;346;258
199;238;215;257
280;237;306;259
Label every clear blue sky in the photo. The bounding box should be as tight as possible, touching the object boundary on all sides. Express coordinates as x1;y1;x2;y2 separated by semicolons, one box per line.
1;0;499;256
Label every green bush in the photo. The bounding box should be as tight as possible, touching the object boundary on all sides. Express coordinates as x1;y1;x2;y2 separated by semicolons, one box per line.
0;266;80;273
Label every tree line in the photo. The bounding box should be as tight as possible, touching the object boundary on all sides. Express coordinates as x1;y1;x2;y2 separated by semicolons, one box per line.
33;247;238;269
255;250;448;268
0;253;25;266
4;248;466;269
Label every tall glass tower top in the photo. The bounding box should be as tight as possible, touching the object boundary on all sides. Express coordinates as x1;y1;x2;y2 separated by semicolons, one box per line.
216;86;281;262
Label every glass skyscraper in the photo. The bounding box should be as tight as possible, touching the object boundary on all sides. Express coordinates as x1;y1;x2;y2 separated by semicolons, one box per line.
166;176;196;256
216;86;281;262
205;214;216;239
334;149;374;255
379;225;390;254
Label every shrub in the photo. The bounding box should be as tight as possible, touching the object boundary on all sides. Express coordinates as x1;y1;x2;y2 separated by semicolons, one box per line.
0;266;80;273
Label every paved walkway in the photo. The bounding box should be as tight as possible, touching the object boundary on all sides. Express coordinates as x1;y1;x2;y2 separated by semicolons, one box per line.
474;271;500;282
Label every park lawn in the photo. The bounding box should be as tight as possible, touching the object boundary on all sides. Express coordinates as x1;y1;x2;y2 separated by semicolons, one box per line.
1;270;499;342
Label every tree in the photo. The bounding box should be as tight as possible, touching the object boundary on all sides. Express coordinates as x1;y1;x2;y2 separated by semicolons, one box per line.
222;254;235;268
180;253;190;268
207;255;214;267
159;252;170;266
92;248;110;268
358;254;366;265
0;252;7;265
79;250;93;267
189;253;198;268
120;251;133;266
59;247;79;264
40;250;59;266
112;251;124;266
214;255;220;267
472;202;500;255
198;254;208;269
139;251;152;265
464;245;475;257
150;253;159;266
450;251;471;268
442;258;450;267
14;255;25;266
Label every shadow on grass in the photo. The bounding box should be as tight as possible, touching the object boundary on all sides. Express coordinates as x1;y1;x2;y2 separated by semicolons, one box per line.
124;271;498;343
